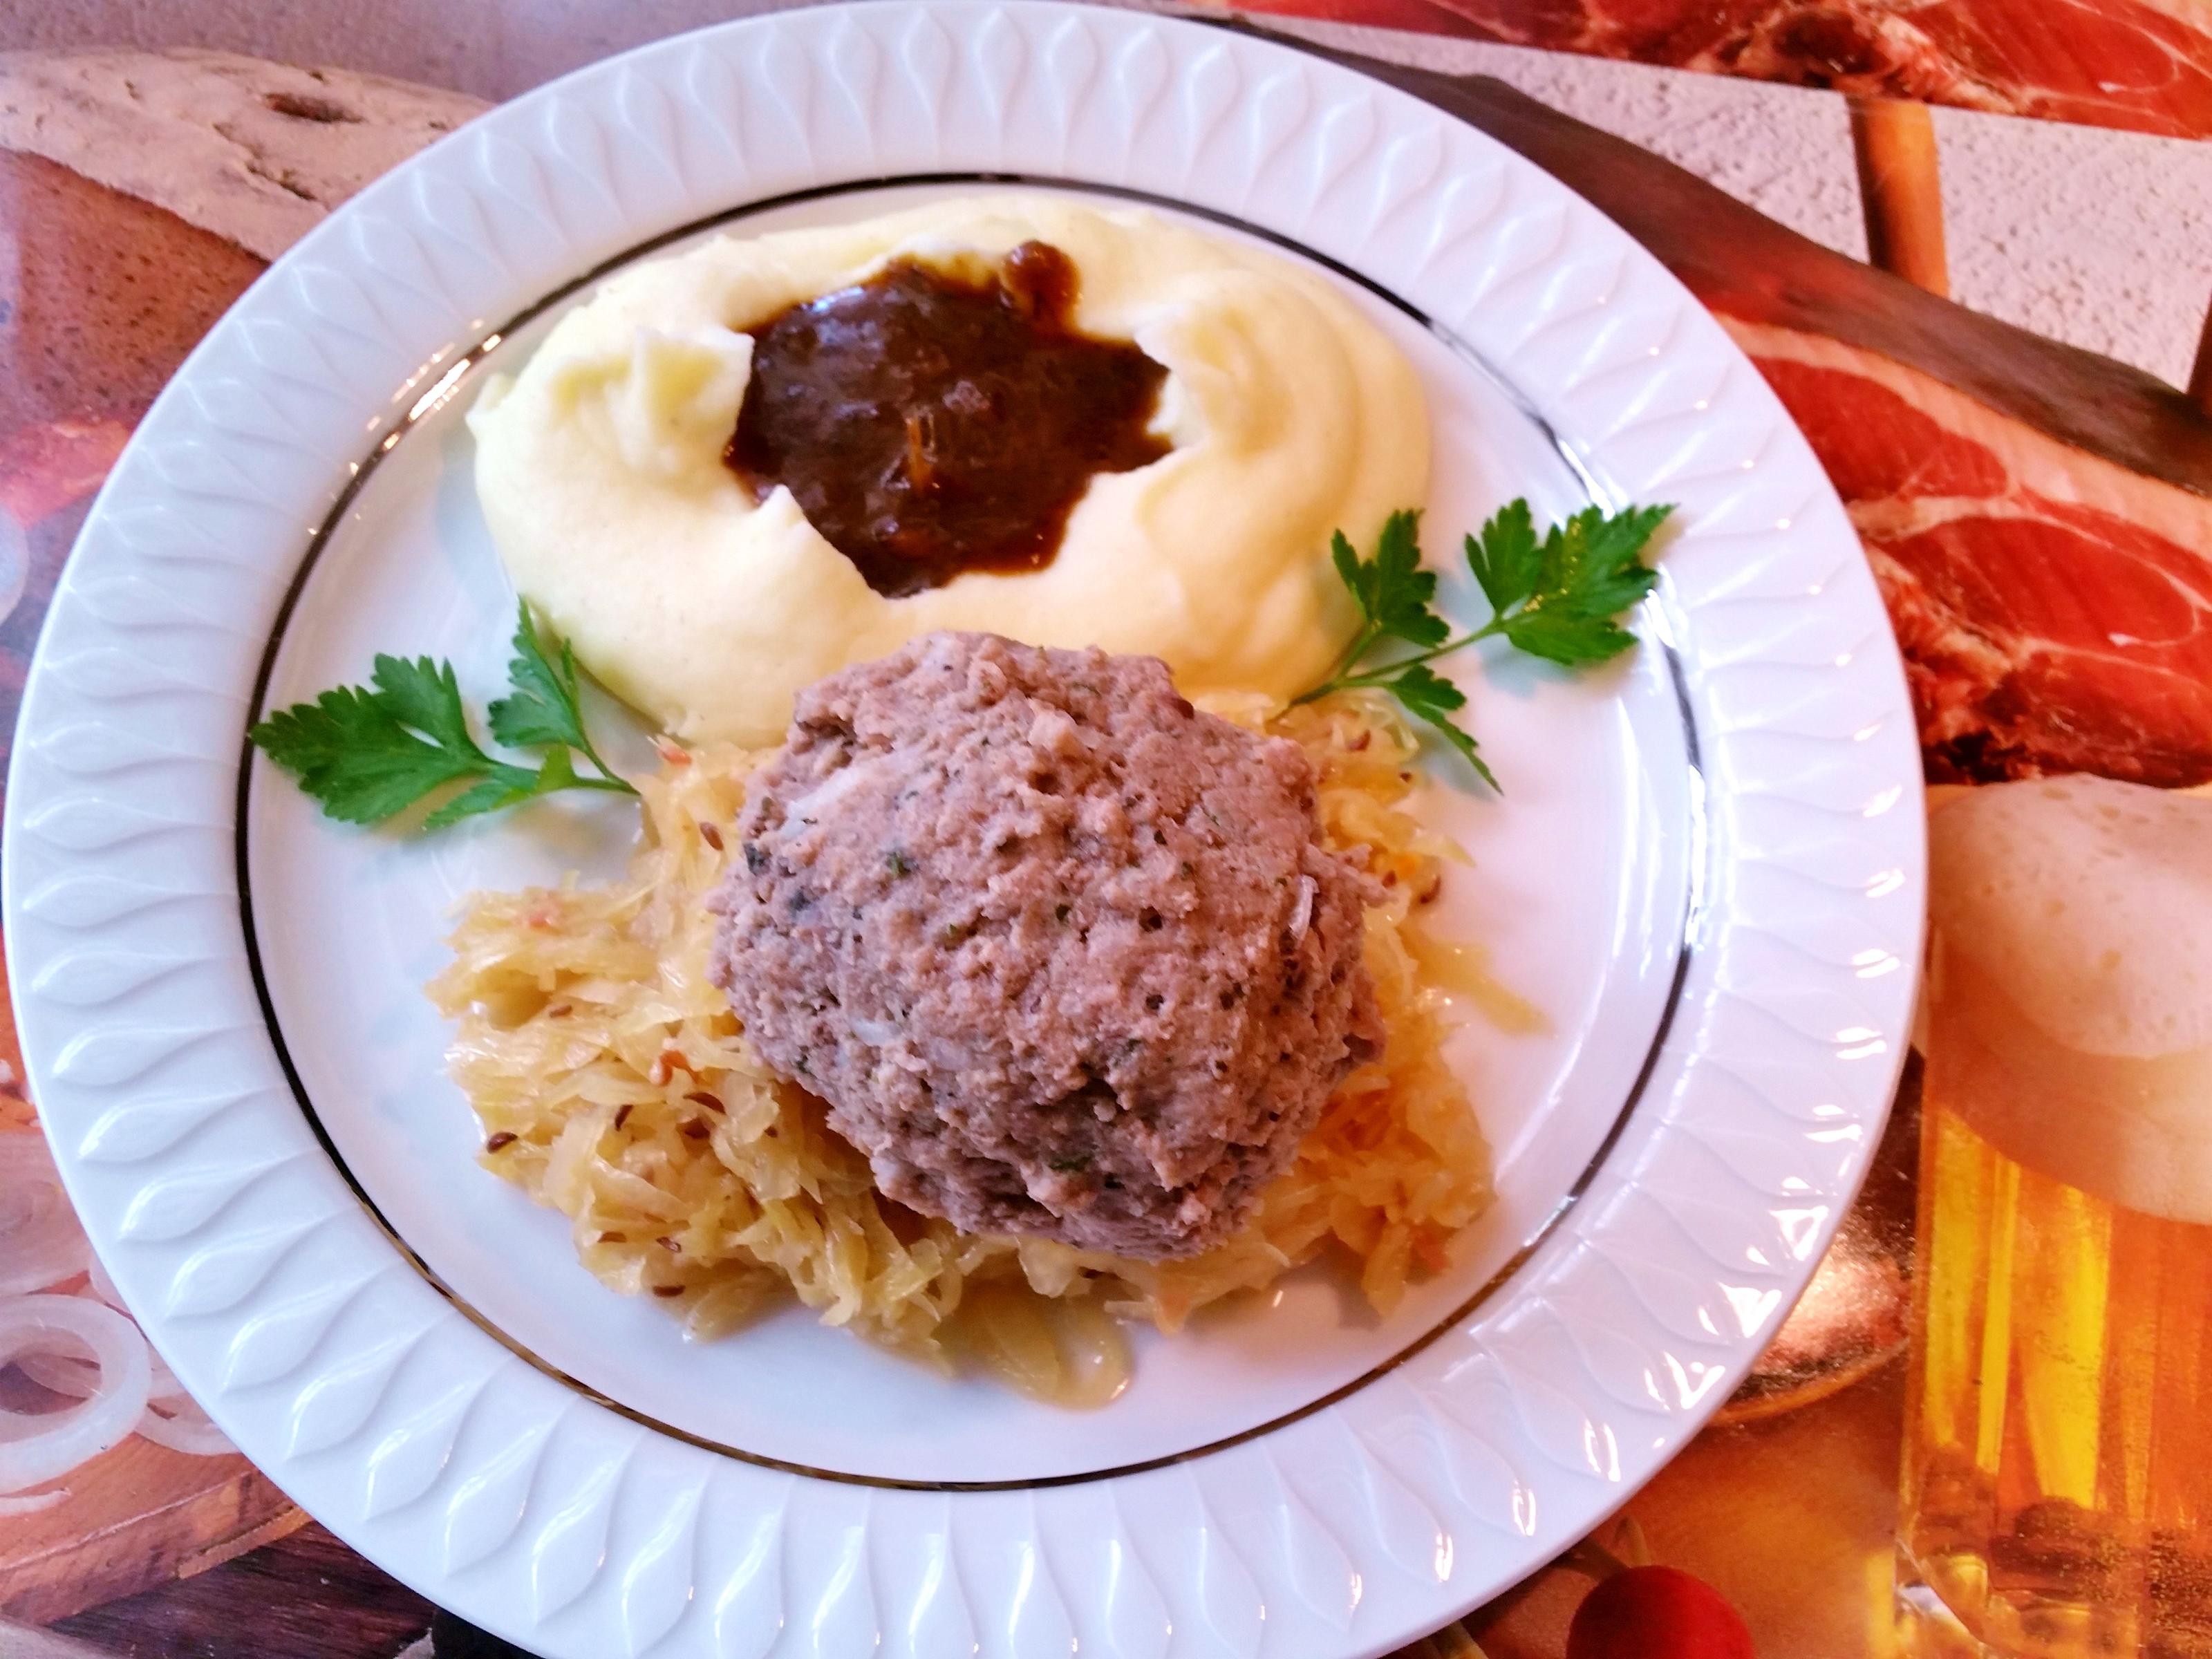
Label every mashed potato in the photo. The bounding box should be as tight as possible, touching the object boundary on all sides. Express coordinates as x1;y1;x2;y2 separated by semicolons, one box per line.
467;195;1430;744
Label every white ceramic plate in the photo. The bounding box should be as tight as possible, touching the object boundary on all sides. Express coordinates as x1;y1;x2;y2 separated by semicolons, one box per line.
5;6;1924;1655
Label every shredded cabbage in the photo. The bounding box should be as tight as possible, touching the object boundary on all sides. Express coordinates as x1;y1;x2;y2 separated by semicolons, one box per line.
428;691;1495;1401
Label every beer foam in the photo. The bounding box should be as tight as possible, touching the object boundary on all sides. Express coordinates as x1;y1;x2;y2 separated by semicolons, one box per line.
1929;776;2212;1060
1929;776;2212;1223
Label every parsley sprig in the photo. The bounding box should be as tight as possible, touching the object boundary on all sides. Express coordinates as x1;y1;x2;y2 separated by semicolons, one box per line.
250;602;638;829
1298;499;1674;789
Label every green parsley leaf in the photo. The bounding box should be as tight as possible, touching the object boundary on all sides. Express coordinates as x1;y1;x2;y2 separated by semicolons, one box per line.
1333;509;1450;649
488;606;587;752
420;771;540;831
251;603;638;831
1498;602;1640;666
1298;498;1672;791
1481;502;1671;666
250;679;519;825
1390;664;1497;792
1463;497;1541;617
368;654;480;754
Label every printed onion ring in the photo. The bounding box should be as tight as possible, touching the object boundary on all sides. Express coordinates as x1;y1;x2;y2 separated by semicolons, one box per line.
19;1320;178;1403
18;1306;226;1456
0;1295;151;1494
133;1394;233;1457
0;1133;89;1296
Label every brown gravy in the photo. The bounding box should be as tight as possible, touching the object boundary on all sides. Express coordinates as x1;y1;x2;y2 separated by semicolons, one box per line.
724;241;1170;599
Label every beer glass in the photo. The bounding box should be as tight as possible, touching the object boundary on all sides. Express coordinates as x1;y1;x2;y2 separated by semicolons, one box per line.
1897;778;2212;1658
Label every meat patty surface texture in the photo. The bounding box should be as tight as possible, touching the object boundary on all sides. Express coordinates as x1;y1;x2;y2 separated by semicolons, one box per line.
709;630;1381;1259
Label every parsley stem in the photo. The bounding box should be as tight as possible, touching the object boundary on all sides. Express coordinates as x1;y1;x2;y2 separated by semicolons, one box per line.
1294;617;1508;703
1304;620;1384;700
574;742;639;794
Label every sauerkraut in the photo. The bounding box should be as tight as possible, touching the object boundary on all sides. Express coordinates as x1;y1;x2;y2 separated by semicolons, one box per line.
429;692;1495;1403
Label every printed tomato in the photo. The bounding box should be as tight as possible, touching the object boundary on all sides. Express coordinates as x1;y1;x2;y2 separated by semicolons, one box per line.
1565;1564;1756;1659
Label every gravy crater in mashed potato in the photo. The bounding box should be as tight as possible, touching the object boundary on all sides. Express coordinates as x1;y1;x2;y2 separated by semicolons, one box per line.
467;194;1430;745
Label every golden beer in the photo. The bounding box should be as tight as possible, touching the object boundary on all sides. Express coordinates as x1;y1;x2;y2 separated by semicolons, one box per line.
1900;777;2212;1658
